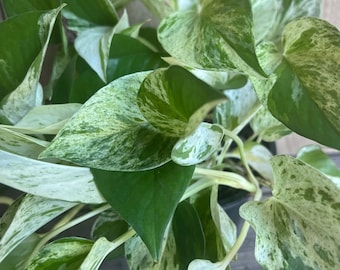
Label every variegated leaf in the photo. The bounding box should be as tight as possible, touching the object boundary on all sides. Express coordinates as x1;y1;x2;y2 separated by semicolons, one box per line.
267;18;340;150
172;123;224;166
157;0;265;77
0;128;48;159
27;238;93;269
0;6;64;124
1;103;81;135
40;71;177;171
240;155;340;270
138;66;226;138
251;0;321;45
0;195;76;262
0;150;104;204
297;145;340;188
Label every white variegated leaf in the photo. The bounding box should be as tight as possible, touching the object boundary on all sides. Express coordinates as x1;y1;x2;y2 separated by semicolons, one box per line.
158;0;265;77
240;155;340;270
0;150;104;204
27;238;93;269
40;71;177;171
0;128;48;159
0;195;76;262
172;123;224;166
1;103;81;135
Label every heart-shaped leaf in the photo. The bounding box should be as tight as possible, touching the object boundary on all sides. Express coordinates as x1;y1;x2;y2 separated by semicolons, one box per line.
157;0;265;77
240;155;340;270
92;162;195;260
0;150;104;204
138;66;226;137
172;123;224;166
267;18;340;150
40;71;178;171
27;238;93;269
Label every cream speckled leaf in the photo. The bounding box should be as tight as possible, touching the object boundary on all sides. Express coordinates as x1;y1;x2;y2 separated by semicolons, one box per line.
40;71;177;171
0;150;104;204
158;0;265;77
268;18;340;150
1;103;81;135
27;238;93;269
0;128;48;159
172;123;224;166
240;155;340;270
0;195;76;262
138;66;226;138
0;7;64;124
251;0;321;45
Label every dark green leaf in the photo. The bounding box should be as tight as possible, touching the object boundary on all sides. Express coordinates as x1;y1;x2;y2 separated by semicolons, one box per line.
240;155;340;270
27;238;93;269
267;18;340;150
92;162;195;260
158;0;265;77
106;34;167;82
138;66;226;137
63;0;118;28
172;201;205;269
40;71;177;171
3;0;60;17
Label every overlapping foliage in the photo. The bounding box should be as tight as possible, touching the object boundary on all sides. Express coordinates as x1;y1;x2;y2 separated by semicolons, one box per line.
0;0;339;269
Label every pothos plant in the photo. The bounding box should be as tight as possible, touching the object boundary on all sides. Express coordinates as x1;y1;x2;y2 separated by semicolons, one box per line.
0;0;339;269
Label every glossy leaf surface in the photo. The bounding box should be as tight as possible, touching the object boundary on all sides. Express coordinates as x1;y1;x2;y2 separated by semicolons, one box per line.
240;155;340;270
40;71;177;171
92;162;195;259
172;201;205;269
0;150;104;204
172;123;224;166
158;0;265;77
27;238;93;269
267;18;340;150
138;66;226;137
0;195;75;262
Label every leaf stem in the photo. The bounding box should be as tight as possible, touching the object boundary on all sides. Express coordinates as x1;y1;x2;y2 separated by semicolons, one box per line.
194;167;256;193
0;196;14;206
223;129;260;190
